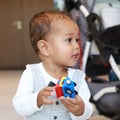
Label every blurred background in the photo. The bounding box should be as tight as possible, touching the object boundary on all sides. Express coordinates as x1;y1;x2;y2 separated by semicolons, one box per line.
0;0;54;69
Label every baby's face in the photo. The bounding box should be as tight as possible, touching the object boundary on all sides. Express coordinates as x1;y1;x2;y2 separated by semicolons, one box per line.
46;18;80;67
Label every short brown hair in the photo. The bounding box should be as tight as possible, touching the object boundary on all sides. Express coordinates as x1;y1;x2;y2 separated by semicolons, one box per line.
29;11;72;54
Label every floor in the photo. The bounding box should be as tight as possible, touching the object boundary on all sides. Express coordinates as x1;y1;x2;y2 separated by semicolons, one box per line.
0;70;111;120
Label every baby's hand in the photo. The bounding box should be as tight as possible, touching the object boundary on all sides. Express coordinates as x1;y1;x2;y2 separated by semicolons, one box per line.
60;95;85;116
37;86;54;107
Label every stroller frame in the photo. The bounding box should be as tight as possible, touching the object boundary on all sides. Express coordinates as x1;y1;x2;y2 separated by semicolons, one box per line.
75;1;120;78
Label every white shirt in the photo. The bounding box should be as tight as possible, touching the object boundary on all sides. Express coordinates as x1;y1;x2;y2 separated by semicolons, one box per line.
13;62;93;120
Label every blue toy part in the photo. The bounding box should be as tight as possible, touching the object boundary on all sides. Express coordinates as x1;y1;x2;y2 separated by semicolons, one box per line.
62;77;77;98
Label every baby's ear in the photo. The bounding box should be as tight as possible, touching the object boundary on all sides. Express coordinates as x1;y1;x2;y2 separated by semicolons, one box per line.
37;40;50;56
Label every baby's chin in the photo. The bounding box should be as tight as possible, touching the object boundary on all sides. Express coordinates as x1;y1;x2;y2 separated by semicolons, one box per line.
65;64;77;68
72;62;80;69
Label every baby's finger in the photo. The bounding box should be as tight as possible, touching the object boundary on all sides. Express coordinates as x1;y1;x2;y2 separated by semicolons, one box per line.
43;98;55;104
41;87;54;97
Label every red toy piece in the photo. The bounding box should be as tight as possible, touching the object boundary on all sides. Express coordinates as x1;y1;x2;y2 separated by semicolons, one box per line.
55;84;64;98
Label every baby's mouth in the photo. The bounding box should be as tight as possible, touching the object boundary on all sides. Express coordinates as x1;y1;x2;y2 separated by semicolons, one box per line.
72;53;79;60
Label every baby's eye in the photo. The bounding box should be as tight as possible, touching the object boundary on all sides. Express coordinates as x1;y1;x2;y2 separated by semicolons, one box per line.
76;38;80;43
66;38;72;43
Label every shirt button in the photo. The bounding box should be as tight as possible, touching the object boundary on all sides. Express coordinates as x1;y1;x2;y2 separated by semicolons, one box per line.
56;101;59;105
53;116;57;119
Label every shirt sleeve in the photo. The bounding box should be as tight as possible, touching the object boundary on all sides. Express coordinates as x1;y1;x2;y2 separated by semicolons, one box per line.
70;73;93;120
12;67;43;116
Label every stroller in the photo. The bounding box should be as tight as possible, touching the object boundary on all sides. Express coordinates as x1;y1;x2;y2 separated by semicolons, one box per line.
65;0;120;119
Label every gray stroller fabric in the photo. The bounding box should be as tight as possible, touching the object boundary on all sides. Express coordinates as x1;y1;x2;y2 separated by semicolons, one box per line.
87;81;120;117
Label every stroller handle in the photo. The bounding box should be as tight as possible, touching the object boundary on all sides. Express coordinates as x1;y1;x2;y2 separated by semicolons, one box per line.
73;0;103;37
73;0;89;17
